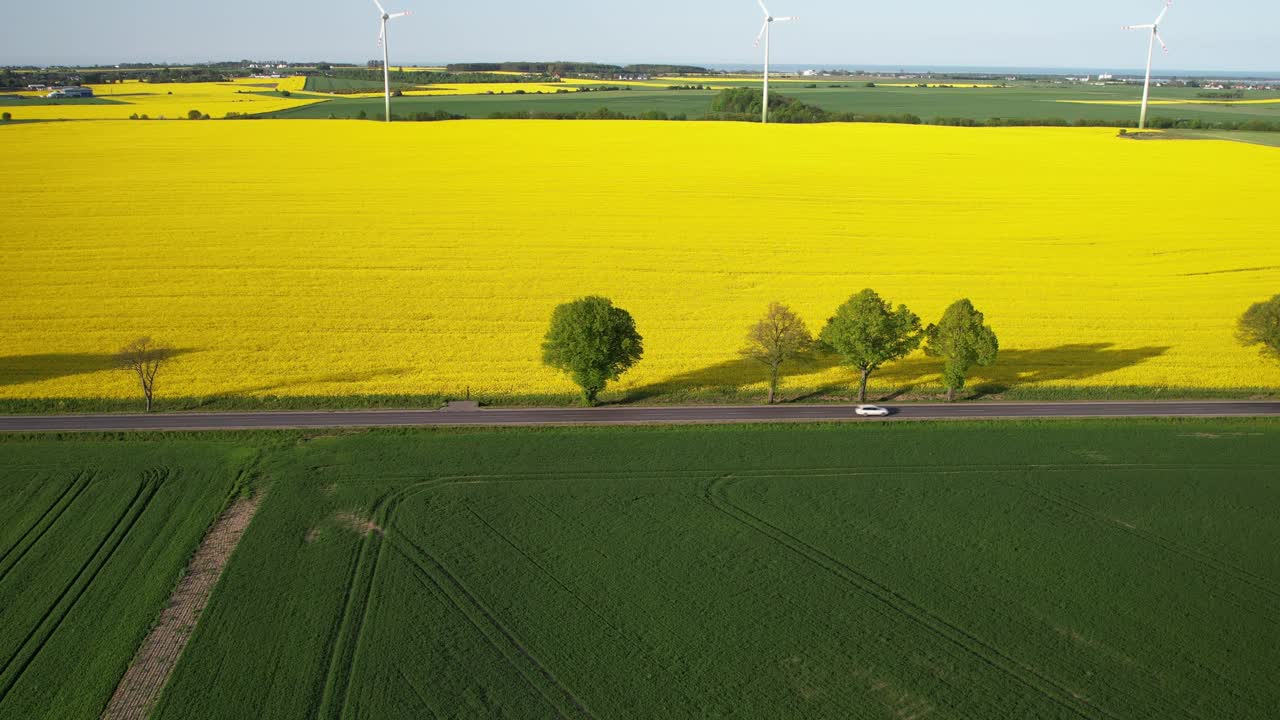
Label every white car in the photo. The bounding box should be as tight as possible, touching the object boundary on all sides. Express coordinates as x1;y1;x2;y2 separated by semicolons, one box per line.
855;405;891;417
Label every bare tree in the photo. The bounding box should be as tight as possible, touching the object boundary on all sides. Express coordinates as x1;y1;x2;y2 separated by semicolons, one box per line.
116;337;169;413
741;302;813;404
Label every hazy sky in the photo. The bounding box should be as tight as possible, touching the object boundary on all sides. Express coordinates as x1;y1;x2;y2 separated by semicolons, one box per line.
3;0;1276;72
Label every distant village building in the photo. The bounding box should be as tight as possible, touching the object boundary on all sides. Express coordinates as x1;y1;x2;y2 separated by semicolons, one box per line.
47;86;94;98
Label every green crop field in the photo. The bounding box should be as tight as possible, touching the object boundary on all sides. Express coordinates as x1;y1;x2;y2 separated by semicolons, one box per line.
0;95;125;107
303;76;416;93
134;420;1280;719
0;437;250;719
265;81;1280;127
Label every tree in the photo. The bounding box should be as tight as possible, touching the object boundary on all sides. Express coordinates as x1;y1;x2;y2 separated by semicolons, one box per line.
820;290;922;403
116;337;170;413
542;296;644;406
740;302;812;404
924;299;999;402
1238;294;1280;363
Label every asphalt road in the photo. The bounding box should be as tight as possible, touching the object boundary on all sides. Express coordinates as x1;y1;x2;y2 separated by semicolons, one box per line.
1;401;1278;433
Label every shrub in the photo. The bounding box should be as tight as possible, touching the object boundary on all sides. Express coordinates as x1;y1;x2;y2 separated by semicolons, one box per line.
280;89;292;97
187;109;203;120
1;112;10;122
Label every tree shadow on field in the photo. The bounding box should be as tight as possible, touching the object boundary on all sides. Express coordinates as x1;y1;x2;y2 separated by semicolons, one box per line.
873;343;1173;399
616;353;843;405
618;342;1171;404
0;349;195;388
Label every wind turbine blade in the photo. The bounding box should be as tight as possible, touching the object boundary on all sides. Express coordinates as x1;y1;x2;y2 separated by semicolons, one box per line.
1155;1;1171;26
372;0;387;15
1123;24;1154;30
1156;33;1169;53
754;19;768;47
388;11;411;19
377;23;385;47
758;0;771;18
773;16;797;22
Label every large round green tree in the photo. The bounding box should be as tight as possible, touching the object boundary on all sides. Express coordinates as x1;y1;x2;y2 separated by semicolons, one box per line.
820;289;922;404
1238;295;1280;364
924;299;999;402
542;296;644;406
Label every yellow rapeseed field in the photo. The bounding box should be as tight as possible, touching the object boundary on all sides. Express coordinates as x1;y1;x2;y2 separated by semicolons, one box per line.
1;121;1277;402
5;78;324;120
331;83;578;99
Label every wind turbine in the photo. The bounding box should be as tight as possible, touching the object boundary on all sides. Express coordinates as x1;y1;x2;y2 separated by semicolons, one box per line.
372;0;412;123
753;1;797;124
1123;0;1172;130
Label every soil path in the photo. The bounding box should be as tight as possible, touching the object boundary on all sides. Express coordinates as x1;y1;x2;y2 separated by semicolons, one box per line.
100;492;263;720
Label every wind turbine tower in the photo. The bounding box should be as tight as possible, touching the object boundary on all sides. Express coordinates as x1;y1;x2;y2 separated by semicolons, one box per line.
1123;1;1173;130
372;0;412;123
754;1;798;124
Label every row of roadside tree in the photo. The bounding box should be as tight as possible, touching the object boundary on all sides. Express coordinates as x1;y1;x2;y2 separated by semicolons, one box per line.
109;293;1279;411
542;290;999;407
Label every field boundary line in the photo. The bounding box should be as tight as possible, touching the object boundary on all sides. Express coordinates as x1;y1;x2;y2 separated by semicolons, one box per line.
100;486;264;720
0;471;164;705
0;471;94;586
704;474;1121;720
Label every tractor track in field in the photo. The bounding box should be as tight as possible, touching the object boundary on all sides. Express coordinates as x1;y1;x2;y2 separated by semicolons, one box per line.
0;470;166;706
316;490;396;720
462;500;702;713
101;487;263;720
703;474;1123;720
1010;481;1280;606
0;470;95;587
320;476;594;719
317;479;462;720
392;531;594;720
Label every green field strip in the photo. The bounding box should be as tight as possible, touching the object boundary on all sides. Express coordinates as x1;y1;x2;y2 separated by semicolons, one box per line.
0;472;164;704
704;474;1119;720
0;471;93;585
720;467;1280;718
143;422;1280;718
422;475;968;717
1011;480;1280;603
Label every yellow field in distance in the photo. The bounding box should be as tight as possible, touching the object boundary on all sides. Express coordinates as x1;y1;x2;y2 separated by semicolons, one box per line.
5;77;322;120
2;121;1278;402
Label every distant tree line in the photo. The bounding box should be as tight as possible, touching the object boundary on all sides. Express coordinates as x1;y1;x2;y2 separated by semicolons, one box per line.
1197;90;1246;99
488;109;688;121
2;66;249;89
